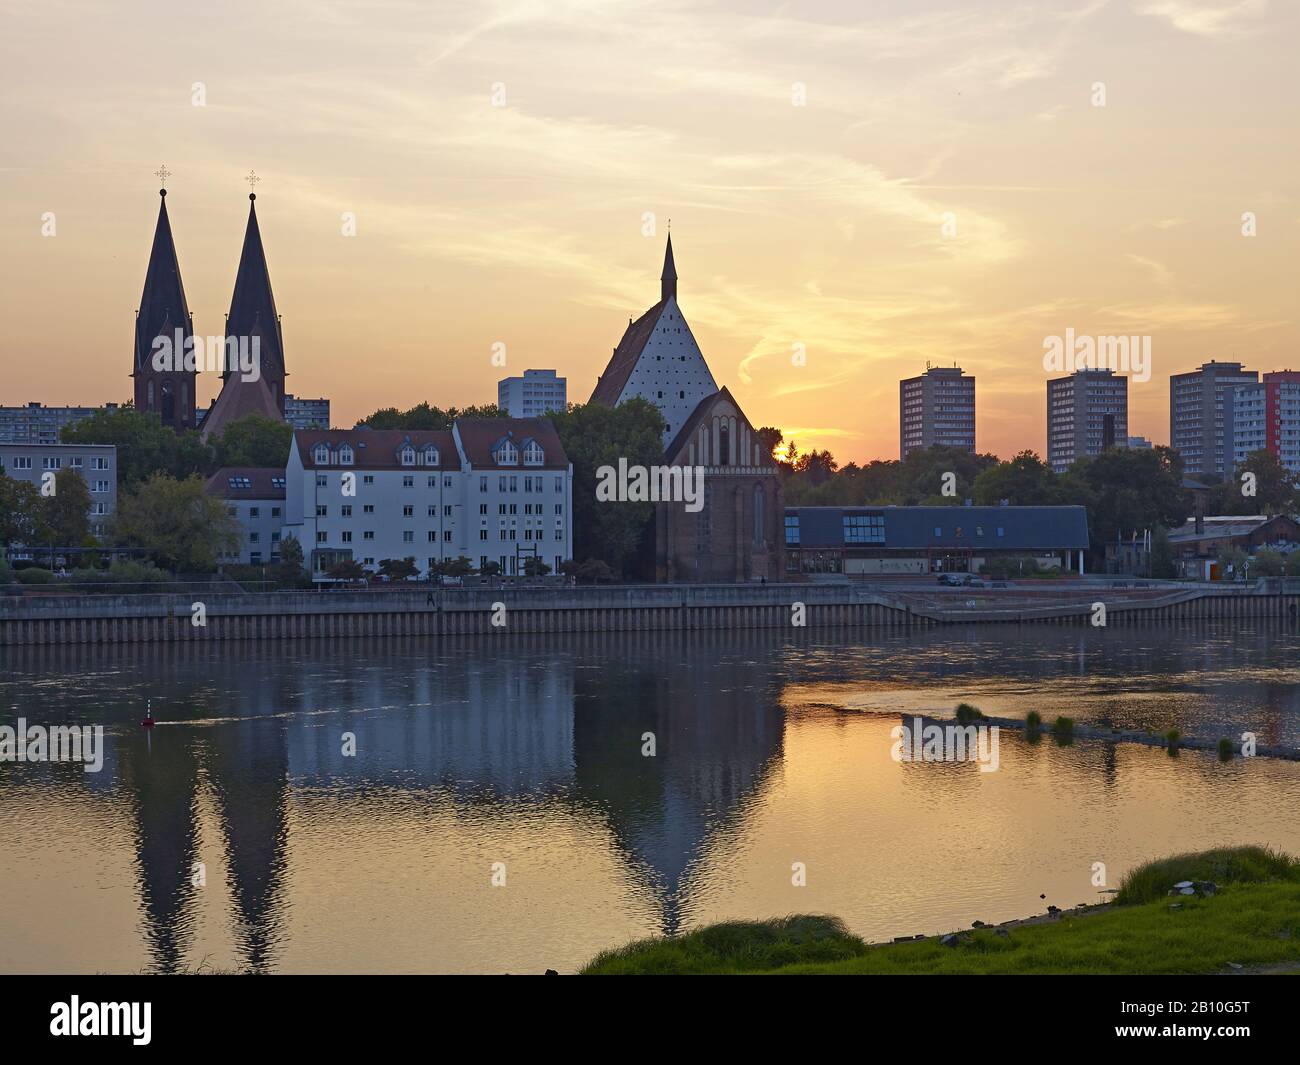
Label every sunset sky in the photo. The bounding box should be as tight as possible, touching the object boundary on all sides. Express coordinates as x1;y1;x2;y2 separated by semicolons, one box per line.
2;0;1297;464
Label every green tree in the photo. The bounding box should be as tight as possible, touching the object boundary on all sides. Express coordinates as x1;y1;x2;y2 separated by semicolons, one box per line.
973;451;1063;506
211;414;293;469
326;558;366;581
1149;525;1178;579
522;556;552;576
548;398;666;578
479;559;502;576
1235;451;1297;515
1071;446;1190;555
275;535;309;587
1285;551;1300;577
112;474;239;572
442;556;475;578
754;426;784;463
0;472;50;548
359;403;505;430
43;469;92;547
379;557;419;581
1252;547;1284;576
61;405;211;489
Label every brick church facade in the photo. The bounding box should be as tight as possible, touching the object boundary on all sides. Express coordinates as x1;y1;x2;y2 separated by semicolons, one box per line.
590;236;783;582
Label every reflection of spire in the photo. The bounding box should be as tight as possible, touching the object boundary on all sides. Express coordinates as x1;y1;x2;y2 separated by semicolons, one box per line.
572;632;786;936
206;716;291;973
118;726;203;973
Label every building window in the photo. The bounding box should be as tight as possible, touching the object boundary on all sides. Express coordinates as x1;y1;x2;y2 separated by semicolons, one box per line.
400;446;415;466
495;441;518;465
403;505;414;517
403;531;414;543
403;475;414;487
785;515;800;545
523;441;543;466
338;445;354;465
314;445;331;464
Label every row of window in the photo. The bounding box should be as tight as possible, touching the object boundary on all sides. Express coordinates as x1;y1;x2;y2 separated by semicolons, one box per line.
5;456;111;471
316;529;565;544
311;440;547;468
313;502;566;519
783;514;1010;546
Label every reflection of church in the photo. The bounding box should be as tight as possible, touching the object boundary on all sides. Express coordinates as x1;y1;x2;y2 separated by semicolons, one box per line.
589;238;784;581
98;635;786;968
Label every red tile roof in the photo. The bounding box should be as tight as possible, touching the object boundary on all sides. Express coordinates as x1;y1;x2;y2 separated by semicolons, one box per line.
200;372;283;442
205;467;287;499
454;418;569;470
294;428;458;470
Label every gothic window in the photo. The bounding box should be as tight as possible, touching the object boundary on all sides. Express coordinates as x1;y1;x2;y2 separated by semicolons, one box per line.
719;421;730;465
147;380;155;408
753;484;764;546
160;381;175;424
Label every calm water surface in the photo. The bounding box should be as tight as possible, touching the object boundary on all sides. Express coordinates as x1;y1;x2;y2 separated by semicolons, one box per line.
2;622;1299;973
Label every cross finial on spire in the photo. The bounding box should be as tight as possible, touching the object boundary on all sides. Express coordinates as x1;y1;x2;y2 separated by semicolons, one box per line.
155;164;171;190
245;169;260;200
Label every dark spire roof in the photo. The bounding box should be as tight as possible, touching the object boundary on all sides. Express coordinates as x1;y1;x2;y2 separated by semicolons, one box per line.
225;193;284;383
660;232;677;301
134;189;192;372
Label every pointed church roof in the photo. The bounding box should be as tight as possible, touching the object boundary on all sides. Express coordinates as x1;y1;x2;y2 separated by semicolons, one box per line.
660;232;677;301
134;190;192;372
200;371;284;442
225;194;285;383
589;299;667;406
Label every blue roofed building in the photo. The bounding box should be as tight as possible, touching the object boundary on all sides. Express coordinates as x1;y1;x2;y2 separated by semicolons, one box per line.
783;505;1090;577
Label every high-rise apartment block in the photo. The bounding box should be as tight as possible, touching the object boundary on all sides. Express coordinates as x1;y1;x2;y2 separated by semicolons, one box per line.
899;365;975;458
1046;369;1128;473
1169;361;1258;477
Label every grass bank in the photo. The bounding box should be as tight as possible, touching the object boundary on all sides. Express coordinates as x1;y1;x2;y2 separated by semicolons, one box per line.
582;847;1300;975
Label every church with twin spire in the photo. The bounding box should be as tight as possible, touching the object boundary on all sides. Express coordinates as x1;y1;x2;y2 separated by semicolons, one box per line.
131;180;287;441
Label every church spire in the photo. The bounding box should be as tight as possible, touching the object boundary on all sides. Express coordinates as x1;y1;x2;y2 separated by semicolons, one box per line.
660;231;677;302
132;181;196;431
225;181;286;411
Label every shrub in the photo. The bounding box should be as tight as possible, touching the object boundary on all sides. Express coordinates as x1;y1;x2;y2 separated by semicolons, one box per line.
1026;710;1042;730
1052;715;1074;743
955;703;986;723
1115;847;1299;906
16;567;55;585
1165;728;1182;749
1217;737;1233;761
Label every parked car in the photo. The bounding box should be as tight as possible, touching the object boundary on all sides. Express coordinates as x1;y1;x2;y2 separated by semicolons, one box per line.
937;573;966;586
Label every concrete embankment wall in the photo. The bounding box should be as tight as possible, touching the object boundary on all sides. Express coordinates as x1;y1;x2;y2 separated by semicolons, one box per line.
1;584;1297;645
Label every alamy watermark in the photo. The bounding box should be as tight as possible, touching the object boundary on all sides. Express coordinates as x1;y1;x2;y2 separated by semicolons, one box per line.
0;718;104;773
596;459;704;513
890;716;1000;773
1042;329;1150;383
150;330;261;382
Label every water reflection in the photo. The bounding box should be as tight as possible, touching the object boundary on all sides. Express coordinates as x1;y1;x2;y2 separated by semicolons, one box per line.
1;622;1298;973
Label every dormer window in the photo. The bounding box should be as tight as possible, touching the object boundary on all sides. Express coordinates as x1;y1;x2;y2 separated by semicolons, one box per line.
495;441;518;465
400;446;416;466
313;444;331;465
338;445;354;466
522;441;544;466
423;445;439;466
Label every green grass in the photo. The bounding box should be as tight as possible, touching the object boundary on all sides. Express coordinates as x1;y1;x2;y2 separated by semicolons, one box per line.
1113;845;1297;904
582;847;1300;975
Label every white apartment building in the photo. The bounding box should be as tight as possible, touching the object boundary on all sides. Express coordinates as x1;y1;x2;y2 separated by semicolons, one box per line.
0;442;117;542
283;419;573;579
497;369;566;418
205;467;288;565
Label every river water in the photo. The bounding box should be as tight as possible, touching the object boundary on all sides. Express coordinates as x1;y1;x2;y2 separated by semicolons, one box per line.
2;622;1298;973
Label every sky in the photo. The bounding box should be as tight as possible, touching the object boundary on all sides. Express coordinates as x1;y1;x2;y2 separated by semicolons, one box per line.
1;0;1297;464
